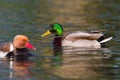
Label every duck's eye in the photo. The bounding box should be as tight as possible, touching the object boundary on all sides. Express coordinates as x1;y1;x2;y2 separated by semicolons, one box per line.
50;29;56;33
49;24;57;33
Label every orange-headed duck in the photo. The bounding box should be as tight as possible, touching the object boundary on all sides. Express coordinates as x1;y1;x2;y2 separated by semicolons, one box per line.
0;35;36;58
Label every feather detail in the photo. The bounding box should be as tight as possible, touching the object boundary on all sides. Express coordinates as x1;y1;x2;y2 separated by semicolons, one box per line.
63;31;103;41
99;37;112;43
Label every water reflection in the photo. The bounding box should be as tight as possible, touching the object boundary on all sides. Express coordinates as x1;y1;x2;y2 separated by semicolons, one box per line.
51;47;112;79
4;56;35;80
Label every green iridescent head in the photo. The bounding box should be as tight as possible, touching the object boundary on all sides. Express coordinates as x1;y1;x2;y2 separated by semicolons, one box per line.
41;23;63;37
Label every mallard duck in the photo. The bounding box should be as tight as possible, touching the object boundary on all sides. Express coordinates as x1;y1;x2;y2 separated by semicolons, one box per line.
41;23;112;48
0;35;36;58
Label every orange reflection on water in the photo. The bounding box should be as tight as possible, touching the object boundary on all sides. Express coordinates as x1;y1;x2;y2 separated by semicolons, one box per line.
8;57;35;80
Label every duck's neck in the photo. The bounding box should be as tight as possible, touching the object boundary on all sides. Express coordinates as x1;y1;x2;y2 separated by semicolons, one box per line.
14;48;29;56
53;36;63;56
53;36;62;47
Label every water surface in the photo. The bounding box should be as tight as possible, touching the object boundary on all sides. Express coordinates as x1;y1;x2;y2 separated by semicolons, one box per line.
0;0;120;80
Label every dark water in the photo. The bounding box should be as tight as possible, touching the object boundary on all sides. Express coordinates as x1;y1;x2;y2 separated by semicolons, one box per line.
0;0;120;80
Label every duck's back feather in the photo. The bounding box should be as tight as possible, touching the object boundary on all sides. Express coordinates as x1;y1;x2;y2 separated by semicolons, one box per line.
0;42;12;52
0;42;13;58
62;39;101;48
63;31;103;41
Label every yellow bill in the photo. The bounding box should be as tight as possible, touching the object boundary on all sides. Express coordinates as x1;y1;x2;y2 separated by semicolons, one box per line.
41;30;51;37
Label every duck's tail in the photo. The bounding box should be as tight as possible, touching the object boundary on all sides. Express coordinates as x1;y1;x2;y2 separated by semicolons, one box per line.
99;37;112;44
